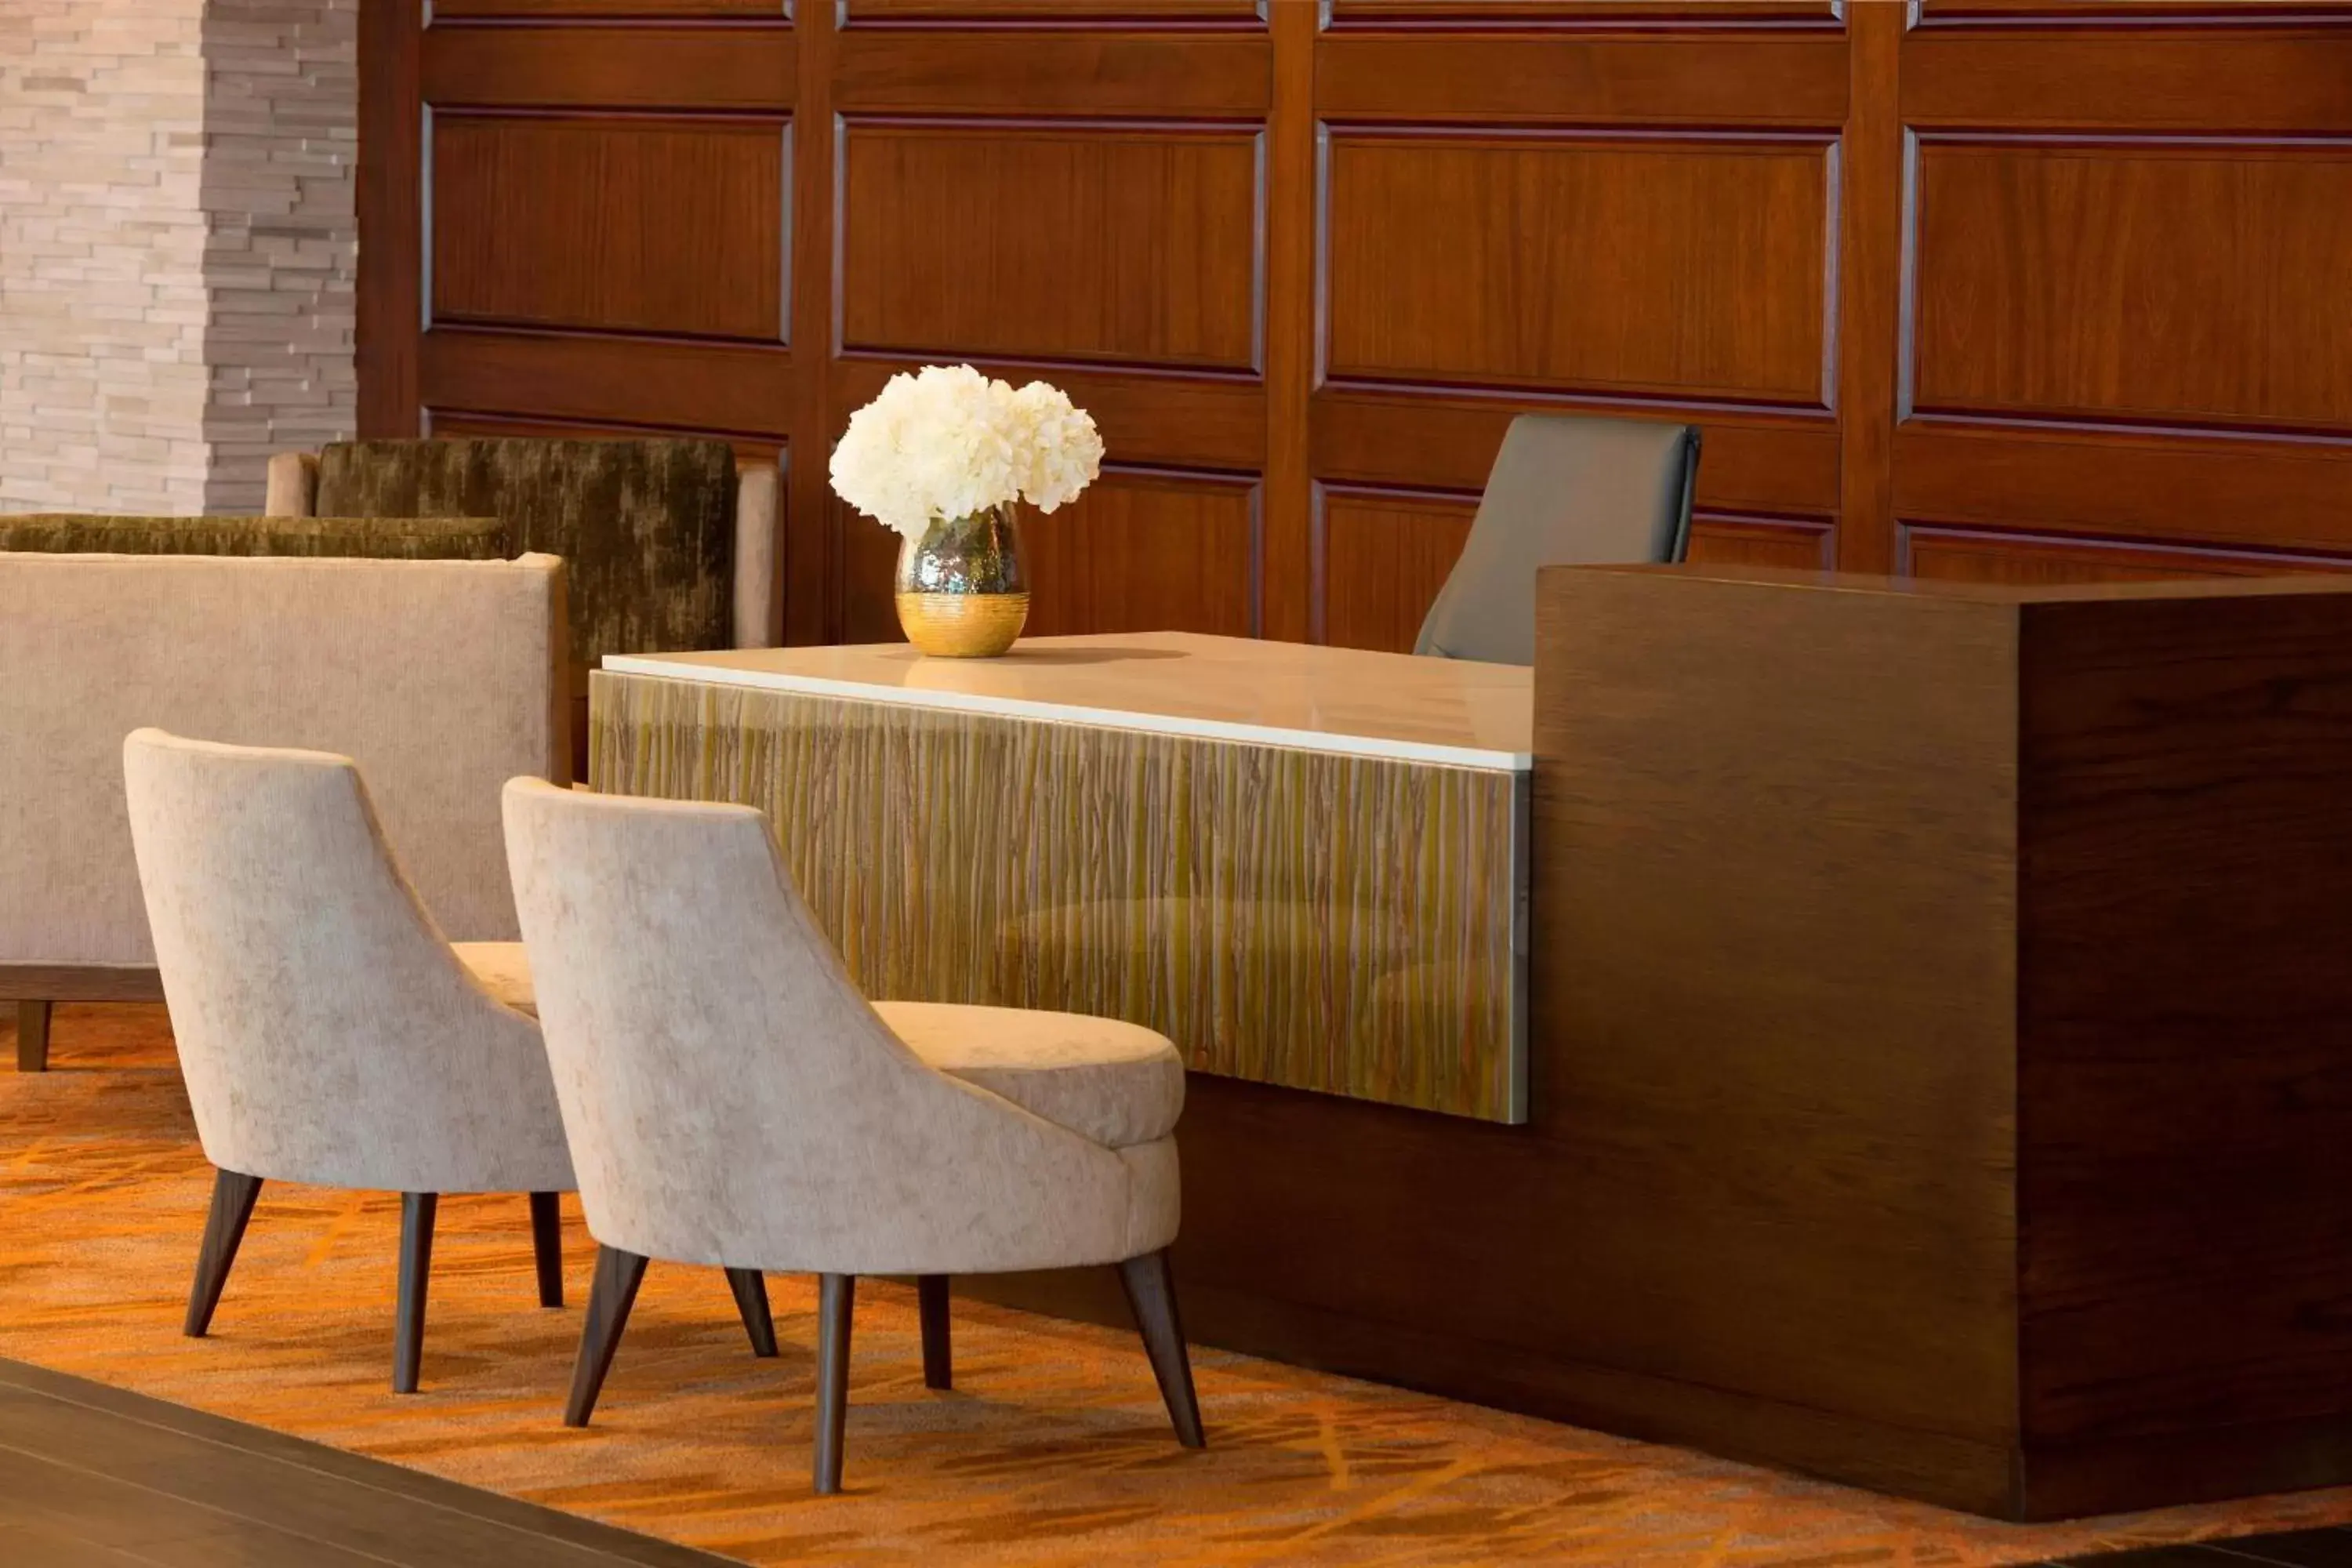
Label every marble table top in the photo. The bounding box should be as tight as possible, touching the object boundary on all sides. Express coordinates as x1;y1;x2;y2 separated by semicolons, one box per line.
603;631;1534;770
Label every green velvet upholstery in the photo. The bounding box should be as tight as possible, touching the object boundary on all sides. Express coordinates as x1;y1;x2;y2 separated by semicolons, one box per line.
313;439;737;672
0;514;506;560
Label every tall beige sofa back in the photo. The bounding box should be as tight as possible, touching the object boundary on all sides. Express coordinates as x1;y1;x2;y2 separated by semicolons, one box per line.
0;553;568;978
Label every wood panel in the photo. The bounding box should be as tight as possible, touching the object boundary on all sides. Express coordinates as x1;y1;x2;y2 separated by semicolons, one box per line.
420;26;795;113
434;0;783;15
1687;513;1834;572
1329;0;1836;20
1323;132;1833;408
831;33;1269;115
427;410;786;475
1316;487;1474;653
423;330;793;437
1903;30;2352;134
1904;525;2352;586
430;115;787;341
1911;139;2352;434
838;122;1261;370
1315;34;1849;125
845;0;1259;18
1019;469;1260;637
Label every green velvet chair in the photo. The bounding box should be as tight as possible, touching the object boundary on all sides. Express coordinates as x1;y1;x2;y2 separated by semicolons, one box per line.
0;513;505;561
266;439;783;708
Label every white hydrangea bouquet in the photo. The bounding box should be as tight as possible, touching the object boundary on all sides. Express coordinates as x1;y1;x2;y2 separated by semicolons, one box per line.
829;365;1104;657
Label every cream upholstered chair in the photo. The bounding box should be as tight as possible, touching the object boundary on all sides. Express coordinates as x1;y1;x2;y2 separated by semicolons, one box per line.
121;730;779;1392
501;779;1203;1494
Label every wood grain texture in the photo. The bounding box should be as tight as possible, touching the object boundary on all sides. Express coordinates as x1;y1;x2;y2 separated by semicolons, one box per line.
838;122;1260;371
847;0;1258;16
1323;132;1832;406
1315;34;1849;125
590;670;1525;1120
1018;470;1260;638
2013;590;2352;1457
361;0;2352;703
1316;487;1472;654
1905;525;2352;586
431;116;787;341
1532;566;2024;1465
1912;140;2352;433
832;33;1269;115
1686;512;1835;572
421;26;794;114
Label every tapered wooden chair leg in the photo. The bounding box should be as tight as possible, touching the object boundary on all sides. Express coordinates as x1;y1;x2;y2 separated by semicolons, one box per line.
916;1274;952;1391
725;1268;778;1358
566;1245;649;1427
392;1192;438;1394
183;1169;263;1337
16;1000;52;1073
812;1273;856;1494
1118;1249;1206;1449
528;1192;564;1308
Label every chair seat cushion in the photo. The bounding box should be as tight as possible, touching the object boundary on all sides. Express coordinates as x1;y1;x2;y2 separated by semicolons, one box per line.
453;941;536;1016
871;1001;1184;1149
449;946;1183;1149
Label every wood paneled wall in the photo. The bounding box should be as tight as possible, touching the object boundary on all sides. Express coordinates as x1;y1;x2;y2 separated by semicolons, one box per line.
358;0;2352;652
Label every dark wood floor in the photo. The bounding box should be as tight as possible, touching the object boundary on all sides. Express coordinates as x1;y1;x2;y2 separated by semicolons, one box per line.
0;1356;736;1567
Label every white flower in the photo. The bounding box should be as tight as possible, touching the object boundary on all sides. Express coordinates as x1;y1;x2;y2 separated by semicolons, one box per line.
1007;379;1104;514
829;365;1102;539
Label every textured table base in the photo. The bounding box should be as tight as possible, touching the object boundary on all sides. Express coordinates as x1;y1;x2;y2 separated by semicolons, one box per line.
590;670;1525;1122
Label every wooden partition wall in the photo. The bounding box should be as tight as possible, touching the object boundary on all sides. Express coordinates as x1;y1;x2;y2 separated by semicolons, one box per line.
356;1;2352;650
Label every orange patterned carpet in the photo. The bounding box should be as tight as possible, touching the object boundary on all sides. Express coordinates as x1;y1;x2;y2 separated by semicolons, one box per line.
9;1006;2352;1566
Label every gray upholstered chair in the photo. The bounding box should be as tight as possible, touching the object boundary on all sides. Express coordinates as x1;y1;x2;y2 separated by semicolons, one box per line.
1414;413;1700;666
120;730;779;1392
500;779;1203;1494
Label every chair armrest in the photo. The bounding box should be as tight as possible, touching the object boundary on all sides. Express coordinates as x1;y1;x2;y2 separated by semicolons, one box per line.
733;461;782;648
263;452;319;518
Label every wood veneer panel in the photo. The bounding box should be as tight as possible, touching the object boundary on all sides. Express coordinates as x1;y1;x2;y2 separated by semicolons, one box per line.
1531;568;2021;1446
420;27;795;113
592;673;1523;1120
1324;133;1831;407
1316;488;1472;653
1021;470;1260;637
838;123;1261;371
831;33;1269;114
431;116;786;340
1312;392;1842;517
1911;140;2352;434
434;0;783;14
1893;423;2352;554
846;0;1259;17
1686;513;1835;571
1903;30;2352;132
1904;524;2352;585
422;329;793;437
831;358;1265;471
1329;0;1835;20
2013;591;2352;1446
1316;34;1847;125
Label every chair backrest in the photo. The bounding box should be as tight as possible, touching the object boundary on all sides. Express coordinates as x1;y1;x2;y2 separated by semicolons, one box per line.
0;513;507;560
314;438;736;672
0;552;568;969
1414;414;1700;666
500;779;1142;1276
122;731;569;1194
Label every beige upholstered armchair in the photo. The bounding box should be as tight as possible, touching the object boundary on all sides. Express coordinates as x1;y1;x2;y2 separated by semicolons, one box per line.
501;781;1204;1494
122;731;782;1392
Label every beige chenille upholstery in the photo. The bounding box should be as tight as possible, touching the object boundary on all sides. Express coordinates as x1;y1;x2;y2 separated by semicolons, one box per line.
0;551;568;1071
123;731;571;1393
120;733;784;1392
501;779;1205;1492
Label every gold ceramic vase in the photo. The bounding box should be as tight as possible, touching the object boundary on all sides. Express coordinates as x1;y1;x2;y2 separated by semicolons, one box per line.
894;502;1029;658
